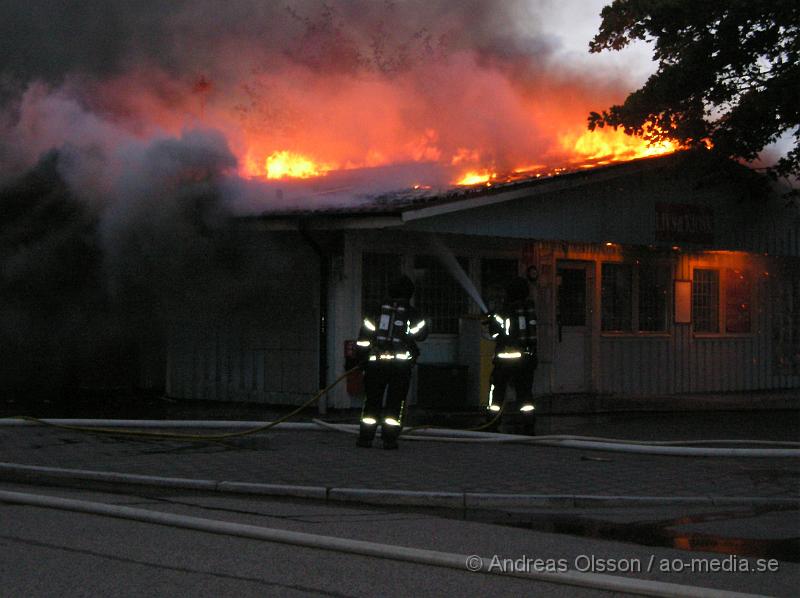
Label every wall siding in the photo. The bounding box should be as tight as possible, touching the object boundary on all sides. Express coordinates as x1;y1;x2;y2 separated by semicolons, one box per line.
166;234;320;405
598;252;800;394
333;233;799;402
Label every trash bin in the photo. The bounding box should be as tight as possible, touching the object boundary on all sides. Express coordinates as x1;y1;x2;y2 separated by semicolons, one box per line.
416;363;468;410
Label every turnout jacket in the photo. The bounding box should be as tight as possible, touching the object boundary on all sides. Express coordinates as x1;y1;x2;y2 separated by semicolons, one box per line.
356;299;428;364
488;299;537;361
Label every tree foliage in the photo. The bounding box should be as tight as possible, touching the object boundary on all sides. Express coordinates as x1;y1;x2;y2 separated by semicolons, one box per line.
589;0;800;179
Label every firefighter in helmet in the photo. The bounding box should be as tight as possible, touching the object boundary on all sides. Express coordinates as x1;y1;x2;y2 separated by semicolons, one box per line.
355;275;428;449
485;277;538;433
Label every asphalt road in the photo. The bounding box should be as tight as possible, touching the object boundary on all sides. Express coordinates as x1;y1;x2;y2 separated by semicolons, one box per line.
1;482;797;597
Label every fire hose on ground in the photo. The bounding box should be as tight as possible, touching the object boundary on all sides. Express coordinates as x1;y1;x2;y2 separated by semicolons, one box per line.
2;364;799;457
0;488;765;598
4;366;363;442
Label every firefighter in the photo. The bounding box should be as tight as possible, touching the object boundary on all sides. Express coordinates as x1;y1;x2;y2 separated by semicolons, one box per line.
355;275;428;449
484;277;537;433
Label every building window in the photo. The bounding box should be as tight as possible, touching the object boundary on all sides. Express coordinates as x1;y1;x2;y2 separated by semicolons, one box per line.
414;255;468;334
692;269;720;333
774;274;800;374
481;258;518;314
601;262;671;333
361;253;401;316
639;264;670;332
692;268;754;335
724;268;752;333
601;263;633;331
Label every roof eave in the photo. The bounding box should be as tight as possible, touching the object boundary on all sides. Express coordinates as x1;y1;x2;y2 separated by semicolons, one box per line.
401;155;675;222
238;213;404;231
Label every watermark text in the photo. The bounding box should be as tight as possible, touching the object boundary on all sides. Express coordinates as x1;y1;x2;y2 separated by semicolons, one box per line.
464;553;781;575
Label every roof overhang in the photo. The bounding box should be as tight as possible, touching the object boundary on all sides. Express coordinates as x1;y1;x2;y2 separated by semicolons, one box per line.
239;214;404;231
400;155;680;222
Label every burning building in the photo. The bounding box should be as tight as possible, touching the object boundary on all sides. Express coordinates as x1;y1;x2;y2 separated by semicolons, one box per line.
1;2;797;405
165;150;800;409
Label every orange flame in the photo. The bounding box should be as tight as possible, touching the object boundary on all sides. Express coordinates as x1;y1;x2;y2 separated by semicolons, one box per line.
456;170;496;186
264;150;334;179
452;125;683;186
565;125;680;164
239;112;684;187
84;52;695;193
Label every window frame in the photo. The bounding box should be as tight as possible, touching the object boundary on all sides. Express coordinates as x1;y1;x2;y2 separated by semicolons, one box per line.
361;252;402;317
600;259;673;337
601;262;634;332
638;261;673;333
412;254;470;336
691;267;756;338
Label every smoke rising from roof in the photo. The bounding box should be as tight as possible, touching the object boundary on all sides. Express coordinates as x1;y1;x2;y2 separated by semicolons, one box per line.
0;1;559;82
0;1;641;395
0;1;638;190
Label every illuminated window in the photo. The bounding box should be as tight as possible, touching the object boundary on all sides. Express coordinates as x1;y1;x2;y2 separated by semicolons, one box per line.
691;268;753;335
724;269;752;333
414;255;468;334
692;269;720;333
362;253;401;316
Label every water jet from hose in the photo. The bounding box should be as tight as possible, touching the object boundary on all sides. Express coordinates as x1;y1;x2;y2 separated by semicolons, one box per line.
425;233;488;314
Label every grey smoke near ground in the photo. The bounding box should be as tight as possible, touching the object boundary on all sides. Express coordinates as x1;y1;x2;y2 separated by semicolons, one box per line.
0;127;296;397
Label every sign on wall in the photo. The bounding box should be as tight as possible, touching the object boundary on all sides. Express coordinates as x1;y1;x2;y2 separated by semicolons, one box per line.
674;280;692;324
655;203;714;245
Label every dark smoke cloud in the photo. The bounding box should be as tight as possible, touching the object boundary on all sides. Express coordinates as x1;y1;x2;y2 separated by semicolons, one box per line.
0;126;291;397
0;1;599;179
0;1;560;83
0;1;176;88
0;153;106;395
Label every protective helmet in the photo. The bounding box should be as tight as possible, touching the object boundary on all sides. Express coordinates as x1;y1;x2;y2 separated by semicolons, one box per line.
388;275;415;300
505;277;529;302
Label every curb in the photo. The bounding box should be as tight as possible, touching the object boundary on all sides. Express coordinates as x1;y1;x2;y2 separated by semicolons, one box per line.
2;462;797;510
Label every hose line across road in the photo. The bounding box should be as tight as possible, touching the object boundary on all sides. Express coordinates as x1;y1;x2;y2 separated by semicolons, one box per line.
0;489;768;598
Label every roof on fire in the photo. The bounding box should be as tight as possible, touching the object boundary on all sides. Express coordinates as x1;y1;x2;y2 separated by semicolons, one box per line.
238;150;800;257
241;151;748;224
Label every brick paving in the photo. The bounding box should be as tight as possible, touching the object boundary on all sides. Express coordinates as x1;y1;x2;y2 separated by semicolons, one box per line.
1;425;798;498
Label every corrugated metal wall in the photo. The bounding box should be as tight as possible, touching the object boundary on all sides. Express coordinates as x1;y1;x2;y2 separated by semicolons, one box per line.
165;235;320;404
166;308;319;404
598;252;800;394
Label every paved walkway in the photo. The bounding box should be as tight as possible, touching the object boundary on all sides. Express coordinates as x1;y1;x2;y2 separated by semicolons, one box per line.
1;424;798;499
